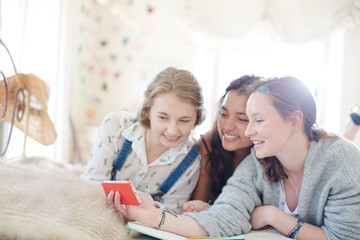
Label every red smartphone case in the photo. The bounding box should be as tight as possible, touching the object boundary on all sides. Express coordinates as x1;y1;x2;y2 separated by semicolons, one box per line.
102;180;141;205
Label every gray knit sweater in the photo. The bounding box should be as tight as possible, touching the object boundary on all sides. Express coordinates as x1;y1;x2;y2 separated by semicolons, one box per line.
185;137;360;239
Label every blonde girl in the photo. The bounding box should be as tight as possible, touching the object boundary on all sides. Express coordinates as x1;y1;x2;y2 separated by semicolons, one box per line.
82;67;205;213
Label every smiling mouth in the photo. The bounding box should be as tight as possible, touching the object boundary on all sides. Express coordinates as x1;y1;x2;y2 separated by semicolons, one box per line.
163;134;181;142
222;130;240;140
252;140;264;145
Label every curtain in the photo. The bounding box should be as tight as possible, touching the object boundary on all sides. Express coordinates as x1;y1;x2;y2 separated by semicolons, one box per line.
183;0;360;43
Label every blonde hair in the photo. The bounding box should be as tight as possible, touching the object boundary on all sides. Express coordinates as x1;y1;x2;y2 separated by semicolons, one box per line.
138;67;205;128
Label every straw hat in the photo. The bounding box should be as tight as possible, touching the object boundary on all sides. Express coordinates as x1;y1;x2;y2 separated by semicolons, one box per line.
0;73;57;145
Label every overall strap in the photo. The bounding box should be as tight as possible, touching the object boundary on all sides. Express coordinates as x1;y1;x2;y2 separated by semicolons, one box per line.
110;119;137;180
111;139;133;180
151;144;200;201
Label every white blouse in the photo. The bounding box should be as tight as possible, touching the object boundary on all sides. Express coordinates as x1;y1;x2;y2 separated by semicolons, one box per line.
81;111;200;214
278;180;299;218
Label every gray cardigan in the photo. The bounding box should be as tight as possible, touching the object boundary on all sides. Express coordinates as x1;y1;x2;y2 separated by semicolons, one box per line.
185;137;360;239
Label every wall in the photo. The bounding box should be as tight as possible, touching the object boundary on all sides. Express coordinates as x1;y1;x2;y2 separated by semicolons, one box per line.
70;1;199;163
71;1;198;127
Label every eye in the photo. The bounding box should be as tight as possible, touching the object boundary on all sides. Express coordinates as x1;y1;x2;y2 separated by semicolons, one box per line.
158;116;167;120
180;119;190;123
238;118;249;122
256;119;264;123
219;112;227;117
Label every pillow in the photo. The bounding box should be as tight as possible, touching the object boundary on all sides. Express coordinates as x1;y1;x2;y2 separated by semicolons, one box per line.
0;160;130;240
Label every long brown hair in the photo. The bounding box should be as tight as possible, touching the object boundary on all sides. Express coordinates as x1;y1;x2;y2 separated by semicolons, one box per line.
207;75;263;202
255;76;331;181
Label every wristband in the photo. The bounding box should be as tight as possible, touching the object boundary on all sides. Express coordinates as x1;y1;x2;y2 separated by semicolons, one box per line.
154;209;177;229
155;210;165;229
288;218;304;239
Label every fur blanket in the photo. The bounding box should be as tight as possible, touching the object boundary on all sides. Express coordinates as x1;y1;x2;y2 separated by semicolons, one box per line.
0;159;131;240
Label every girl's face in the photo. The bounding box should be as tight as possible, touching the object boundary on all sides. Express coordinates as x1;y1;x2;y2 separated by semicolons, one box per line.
217;90;253;152
245;92;294;159
148;92;197;150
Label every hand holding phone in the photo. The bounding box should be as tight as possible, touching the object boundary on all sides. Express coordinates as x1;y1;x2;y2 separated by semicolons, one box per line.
102;180;142;205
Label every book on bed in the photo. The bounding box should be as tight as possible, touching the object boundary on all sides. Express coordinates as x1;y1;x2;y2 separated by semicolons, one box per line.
126;221;245;240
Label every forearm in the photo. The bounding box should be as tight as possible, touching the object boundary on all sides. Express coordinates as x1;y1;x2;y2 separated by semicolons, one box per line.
343;119;360;141
151;208;209;237
113;191;209;237
268;207;326;240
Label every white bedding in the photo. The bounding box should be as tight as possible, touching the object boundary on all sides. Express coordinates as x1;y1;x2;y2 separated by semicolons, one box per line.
0;157;130;240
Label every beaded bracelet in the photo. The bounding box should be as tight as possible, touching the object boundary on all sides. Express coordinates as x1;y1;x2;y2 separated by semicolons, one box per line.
288;218;304;239
288;219;299;236
154;209;177;229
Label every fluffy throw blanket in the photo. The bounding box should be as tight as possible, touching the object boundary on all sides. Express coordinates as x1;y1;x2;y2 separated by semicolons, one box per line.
0;159;131;240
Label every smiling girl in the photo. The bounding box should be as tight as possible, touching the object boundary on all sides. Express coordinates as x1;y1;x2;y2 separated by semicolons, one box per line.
182;75;263;212
81;67;205;213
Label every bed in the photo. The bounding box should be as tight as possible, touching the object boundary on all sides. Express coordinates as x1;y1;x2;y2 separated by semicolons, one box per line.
0;158;131;239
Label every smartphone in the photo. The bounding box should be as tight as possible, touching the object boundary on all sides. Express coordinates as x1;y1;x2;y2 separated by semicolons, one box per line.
102;180;142;205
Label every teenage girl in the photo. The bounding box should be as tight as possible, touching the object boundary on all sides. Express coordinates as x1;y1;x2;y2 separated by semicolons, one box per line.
81;67;205;213
182;75;263;213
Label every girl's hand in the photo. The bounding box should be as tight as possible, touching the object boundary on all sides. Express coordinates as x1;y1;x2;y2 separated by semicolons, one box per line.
182;200;210;213
106;190;159;225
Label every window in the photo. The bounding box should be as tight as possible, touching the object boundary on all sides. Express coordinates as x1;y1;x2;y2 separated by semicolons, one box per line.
194;27;344;136
0;0;68;161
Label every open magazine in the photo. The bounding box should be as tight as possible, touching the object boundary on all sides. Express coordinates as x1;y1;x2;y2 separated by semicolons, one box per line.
126;221;245;240
127;221;289;240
